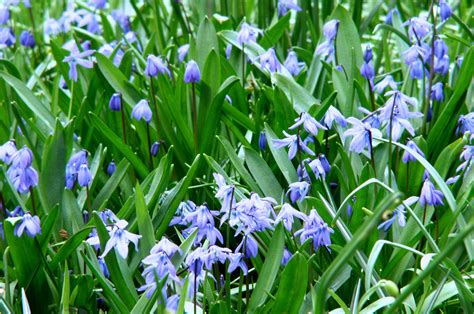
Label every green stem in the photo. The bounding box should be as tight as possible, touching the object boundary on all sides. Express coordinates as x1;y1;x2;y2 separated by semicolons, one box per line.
149;77;161;140
68;80;74;119
388;96;396;187
191;83;198;153
119;93;127;144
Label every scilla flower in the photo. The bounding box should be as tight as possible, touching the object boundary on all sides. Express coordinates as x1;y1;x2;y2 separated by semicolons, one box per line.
374;75;398;94
402;140;424;163
378;197;418;231
284;51;304;76
343;117;382;155
0;140;17;164
184;60;201;83
8;166;38;194
287;181;310;203
456;113;474;135
100;220;141;259
109;93;121;111
278;0;301;16
63;46;95;81
275;203;307;231
77;164;92;187
289;112;327;136
177;44;190;62
295;209;333;250
439;0;452;21
419;179;444;207
236;22;262;45
8;212;41;237
323;106;347;128
259;48;281;73
19;31;35;48
430;82;444;102
273;131;315;160
131;99;152;123
145;54;171;77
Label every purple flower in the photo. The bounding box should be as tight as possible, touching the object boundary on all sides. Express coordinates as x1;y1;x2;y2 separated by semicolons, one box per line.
98;256;109;277
0;7;9;25
145;55;171;77
385;9;398;25
275;203;307;231
457;113;474;135
403;17;432;40
0;140;17;164
100;220;141;259
287;182;310;203
316;40;335;62
322;19;339;41
360;61;375;81
10;213;41;237
434;39;448;59
363;45;373;63
150;142;160;157
273;131;315;160
281;249;292;265
278;0;301;16
10;146;33;169
260;48;281;73
434;54;450;75
19;31;35;48
289;112;327;136
402;140;425;163
98;209;119;225
65;150;88;189
77;164;92;187
236;235;259;258
228;252;248;274
90;0;106;10
177;44;189;62
184;60;201;83
7;166;38;194
214;173;235;215
284;51;304;76
259;131;267;150
109;93;121;111
410;59;424;80
343;117;382;155
439;0;452;21
111;10;131;32
150;237;181;257
63;47;95;81
44;18;62;36
323;106;347;128
374;75;398;94
419;179;444;207
430;82;444;102
378;197;418;231
225;44;232;59
295;209;333;250
237;22;262;45
131;99;152;123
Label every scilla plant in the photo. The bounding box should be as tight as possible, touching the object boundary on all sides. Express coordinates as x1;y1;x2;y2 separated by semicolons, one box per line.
0;0;472;313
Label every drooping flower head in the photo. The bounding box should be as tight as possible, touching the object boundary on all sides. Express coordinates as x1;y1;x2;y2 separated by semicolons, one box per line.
289;112;327;136
177;44;190;62
259;48;281;73
236;22;262;45
145;55;171;77
100;220;142;259
273;131;315;160
277;0;301;16
287;181;310;203
323;106;347;128
419;179;444;207
343;117;382;156
184;60;201;83
402;139;425;163
131;99;152;123
295;209;333;250
8;212;41;238
63;46;95;81
284;51;304;76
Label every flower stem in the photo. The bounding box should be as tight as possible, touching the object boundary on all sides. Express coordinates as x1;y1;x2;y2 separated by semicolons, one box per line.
119;93;127;144
146;123;153;167
29;187;37;216
149;77;161;140
368;80;376;111
86;186;92;215
194;263;198;314
422;1;437;135
191;82;198;153
241;43;246;86
67;80;74;119
388;96;396;187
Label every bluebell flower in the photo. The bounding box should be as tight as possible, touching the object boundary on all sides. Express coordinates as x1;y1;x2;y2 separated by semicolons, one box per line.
6;206;24;217
259;48;282;73
275;203;306;231
111;10;131;32
177;44;189;62
98;43;124;66
273;131;315;160
419;179;444;207
434;54;449;75
90;0;106;10
457;113;474;135
360;61;375;81
213;173;235;215
378;197;417;232
98;256;109;277
374;75;398;94
359;107;381;129
77;12;101;34
150;142;160;157
385;9;398;25
287;182;310;203
403;17;432;40
166;295;180;312
402;140;424;163
281;249;292;265
323;106;347;128
184;60;201;83
439;0;452;21
63;46;95;82
170;200;197;226
185;204;217;228
410;59;424;79
65;150;88;189
431;82;444;102
278;0;301;16
225;44;232;59
236;235;259;258
343;117;382;155
322;19;339;41
402;44;430;65
229;194;276;235
457;145;474;173
0;140;17;164
202;245;232;270
228;252;248;274
100;220;142;259
258;131;267;150
44;18;62;36
457;56;464;67
236;22;262;45
7;166;39;194
77;164;92;187
297;156;330;181
10;146;33;169
381;90;418;120
363;45;373;63
145;55;171;77
0;7;9;25
295;209;333;250
131;99;152;123
139;247;179;298
9;212;41;237
434;39;448;59
109;93;121;111
186;247;206;274
98;209;119;225
151;237;181;257
194;221;224;245
284;51;304;76
19;31;35;48
289;112;327;136
316;40;335;62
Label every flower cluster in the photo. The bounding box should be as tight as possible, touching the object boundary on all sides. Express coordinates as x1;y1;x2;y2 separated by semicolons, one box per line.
316;19;339;63
65;150;92;189
0;142;38;194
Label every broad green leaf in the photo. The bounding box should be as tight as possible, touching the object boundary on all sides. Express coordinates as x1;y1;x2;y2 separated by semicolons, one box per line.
244;147;283;200
272;72;320;114
92;158;130;210
135;183;155;255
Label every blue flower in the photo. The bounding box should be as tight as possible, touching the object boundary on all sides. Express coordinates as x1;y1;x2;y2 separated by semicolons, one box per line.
7;166;38;194
289;112;327;136
316;40;335;62
343;117;382;155
140;247;179;298
322;19;339;41
259;131;267;150
177;44;189;62
111;10;131;32
170;201;197;226
419;179;444;207
150;142;160;157
225;44;232;59
65;150;88;189
363;45;373;63
19;31;35;48
0;7;10;25
360;60;375;81
402;44;430;65
434;54;449;75
98;209;119;225
184;60;201;83
297;156;331;181
284;51;304;76
275;203;307;231
77;164;92;187
287;182;310;203
281;249;292;265
150;237;181;257
373;75;398;94
323;106;347;128
228;252;248;274
236;22;262;45
0;140;17;164
410;59;424;80
259;48;281;73
457;113;474;135
98;256;109;277
430;82;444;102
434;39;448;59
90;0;106;10
295;209;333;250
385;9;398;25
131;99;152;123
100;220;142;259
378;197;415;232
278;0;301;16
273;131;315;160
403;17;431;40
402;140;425;163
213;173;235;215
439;0;452;21
63;47;95;81
10;146;33;169
236;235;259;258
9;213;41;237
109;93;121;111
145;55;171;77
44;18;62;36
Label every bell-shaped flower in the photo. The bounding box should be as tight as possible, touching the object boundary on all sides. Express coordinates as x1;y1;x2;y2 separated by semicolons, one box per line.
63;46;95;81
289;112;327;136
419;179;444;207
131;99;152;123
100;220;142;259
184;60;201;83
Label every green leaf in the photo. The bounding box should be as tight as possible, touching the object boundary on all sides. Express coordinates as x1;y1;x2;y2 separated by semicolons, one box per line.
195;17;219;70
272;72;320;114
259;13;291;49
244;147;283;200
248;224;285;311
272;252;308;314
92;158;130;211
50;227;92;272
60;262;70;313
135;182;155;255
